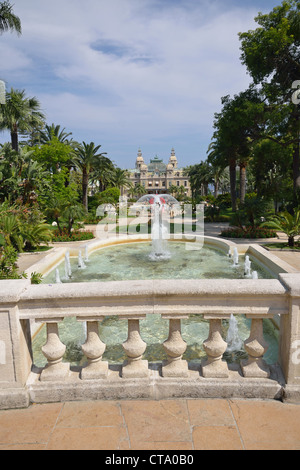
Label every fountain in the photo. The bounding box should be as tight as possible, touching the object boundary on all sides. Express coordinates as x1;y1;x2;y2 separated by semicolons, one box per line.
78;250;86;269
233;247;239;266
65;251;72;279
226;314;243;353
84;245;89;263
55;268;62;284
33;198;279;370
149;197;171;261
252;271;258;279
244;255;252;277
33;194;278;367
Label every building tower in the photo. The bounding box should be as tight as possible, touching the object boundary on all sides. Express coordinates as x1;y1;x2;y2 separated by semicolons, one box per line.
135;148;144;170
168;148;178;169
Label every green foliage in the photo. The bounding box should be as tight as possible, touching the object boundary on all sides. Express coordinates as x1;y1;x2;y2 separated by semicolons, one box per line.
262;209;300;247
0;88;45;151
221;227;277;239
95;187;121;207
32;137;75;173
0;203;52;252
30;272;43;284
52;228;94;242
0;1;21;35
0;245;22;279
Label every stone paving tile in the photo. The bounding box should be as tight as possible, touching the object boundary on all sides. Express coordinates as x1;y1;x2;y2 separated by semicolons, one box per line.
0;403;63;448
229;399;300;450
120;400;192;449
56;401;124;428
187;399;235;427
192;425;244;450
46;425;130;450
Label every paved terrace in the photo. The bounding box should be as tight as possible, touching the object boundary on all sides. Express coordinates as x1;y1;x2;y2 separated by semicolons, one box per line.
1;398;300;450
5;222;299;450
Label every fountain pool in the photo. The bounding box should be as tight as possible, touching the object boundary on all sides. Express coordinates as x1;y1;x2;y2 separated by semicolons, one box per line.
42;241;272;284
31;240;280;369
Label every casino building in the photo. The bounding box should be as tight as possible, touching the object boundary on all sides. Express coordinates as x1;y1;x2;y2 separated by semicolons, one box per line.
126;148;191;197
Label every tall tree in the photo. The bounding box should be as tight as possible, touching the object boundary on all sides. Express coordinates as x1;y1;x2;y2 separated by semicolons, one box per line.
74;142;107;210
239;0;300;198
0;1;21;35
209;88;264;209
0;88;45;152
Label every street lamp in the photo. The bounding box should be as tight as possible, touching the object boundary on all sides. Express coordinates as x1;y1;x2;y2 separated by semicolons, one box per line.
0;80;5;104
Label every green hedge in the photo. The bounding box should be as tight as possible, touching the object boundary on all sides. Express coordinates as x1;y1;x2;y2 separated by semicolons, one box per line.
52;228;94;242
221;227;277;239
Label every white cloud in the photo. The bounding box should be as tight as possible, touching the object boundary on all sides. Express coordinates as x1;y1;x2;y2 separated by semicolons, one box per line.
0;0;270;166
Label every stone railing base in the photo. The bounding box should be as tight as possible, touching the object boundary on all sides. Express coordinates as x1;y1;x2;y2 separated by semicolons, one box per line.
0;387;30;410
1;363;290;410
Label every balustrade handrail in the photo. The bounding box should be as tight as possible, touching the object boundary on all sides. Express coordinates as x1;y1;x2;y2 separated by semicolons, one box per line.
17;278;288;321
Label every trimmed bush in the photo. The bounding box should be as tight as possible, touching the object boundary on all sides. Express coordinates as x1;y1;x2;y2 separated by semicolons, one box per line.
221;227;277;239
52;228;94;242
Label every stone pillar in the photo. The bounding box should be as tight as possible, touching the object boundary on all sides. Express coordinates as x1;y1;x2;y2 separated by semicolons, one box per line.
162;317;189;377
80;321;108;380
278;274;300;402
202;318;229;378
40;320;69;381
241;318;270;378
0;280;31;409
122;318;148;378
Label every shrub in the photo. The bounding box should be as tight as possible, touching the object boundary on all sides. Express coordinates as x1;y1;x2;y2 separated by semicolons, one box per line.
52;228;94;242
221;227;277;239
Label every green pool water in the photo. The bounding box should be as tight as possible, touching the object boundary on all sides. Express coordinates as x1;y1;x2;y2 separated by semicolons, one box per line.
43;241;272;284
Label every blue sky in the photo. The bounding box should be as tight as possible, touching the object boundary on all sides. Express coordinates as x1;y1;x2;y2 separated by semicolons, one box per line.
0;0;284;168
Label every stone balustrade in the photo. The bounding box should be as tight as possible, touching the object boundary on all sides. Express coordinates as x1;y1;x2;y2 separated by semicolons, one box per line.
1;274;300;409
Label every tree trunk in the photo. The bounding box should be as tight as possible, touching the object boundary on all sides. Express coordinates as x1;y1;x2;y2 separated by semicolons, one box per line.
214;177;219;198
292;111;300;202
11;127;18;152
239;163;247;205
82;170;89;211
293;142;300;192
229;159;237;212
288;235;295;248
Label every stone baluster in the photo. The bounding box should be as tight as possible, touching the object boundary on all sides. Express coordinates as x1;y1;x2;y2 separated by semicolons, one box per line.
80;321;108;380
122;318;149;378
40;320;69;381
241;318;270;378
162;317;189;377
201;318;229;378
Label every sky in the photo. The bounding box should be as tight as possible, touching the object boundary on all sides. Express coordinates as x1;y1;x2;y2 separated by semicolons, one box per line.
0;0;284;169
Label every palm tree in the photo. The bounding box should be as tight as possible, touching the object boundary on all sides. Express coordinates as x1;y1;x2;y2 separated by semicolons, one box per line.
38;123;73;144
0;1;21;35
111;168;131;196
0;88;45;152
74;142;107;211
169;184;178;197
91;154;115;192
134;183;147;198
262;210;300;247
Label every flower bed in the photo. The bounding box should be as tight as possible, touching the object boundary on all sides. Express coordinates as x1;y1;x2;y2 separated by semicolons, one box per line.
52;228;94;242
221;226;277;239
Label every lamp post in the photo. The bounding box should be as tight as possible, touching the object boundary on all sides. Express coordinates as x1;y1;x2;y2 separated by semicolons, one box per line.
0;80;5;104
